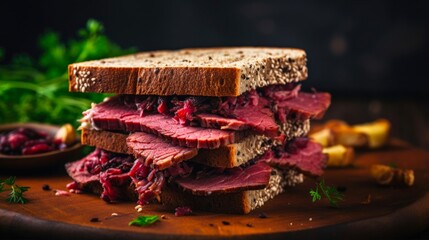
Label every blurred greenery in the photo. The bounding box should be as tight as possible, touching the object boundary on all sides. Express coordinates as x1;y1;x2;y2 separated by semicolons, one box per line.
0;19;136;127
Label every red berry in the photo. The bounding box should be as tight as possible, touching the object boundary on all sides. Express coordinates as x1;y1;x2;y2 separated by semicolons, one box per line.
15;127;42;139
22;143;53;155
7;133;28;150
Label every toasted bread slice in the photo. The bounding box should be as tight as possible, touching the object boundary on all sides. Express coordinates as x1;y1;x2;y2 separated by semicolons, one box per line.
161;169;303;214
81;119;310;168
69;47;307;96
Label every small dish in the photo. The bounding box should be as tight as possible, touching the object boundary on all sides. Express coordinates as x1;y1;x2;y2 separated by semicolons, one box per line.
0;123;83;170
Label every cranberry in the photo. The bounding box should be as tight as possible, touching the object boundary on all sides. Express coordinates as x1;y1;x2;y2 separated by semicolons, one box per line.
15;127;43;139
0;135;8;148
24;139;49;147
53;138;63;145
7;133;28;150
22;143;53;155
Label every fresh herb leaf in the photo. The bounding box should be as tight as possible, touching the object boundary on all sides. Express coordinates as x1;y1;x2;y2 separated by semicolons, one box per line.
310;179;344;207
128;215;159;227
0;176;30;204
4;176;16;186
0;19;136;127
7;185;30;204
309;185;321;202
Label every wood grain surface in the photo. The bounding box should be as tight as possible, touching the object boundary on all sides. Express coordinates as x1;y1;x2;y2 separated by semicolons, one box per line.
0;139;428;240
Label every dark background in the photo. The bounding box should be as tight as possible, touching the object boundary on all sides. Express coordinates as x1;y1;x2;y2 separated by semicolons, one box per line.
1;0;428;97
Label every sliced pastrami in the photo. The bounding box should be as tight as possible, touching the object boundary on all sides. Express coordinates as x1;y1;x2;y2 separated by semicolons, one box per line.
276;92;331;120
196;105;279;137
196;113;248;131
122;114;236;149
91;97;237;149
65;149;135;202
65;149;101;190
263;140;327;177
233;105;279;138
99;169;132;203
174;161;272;196
126;132;198;170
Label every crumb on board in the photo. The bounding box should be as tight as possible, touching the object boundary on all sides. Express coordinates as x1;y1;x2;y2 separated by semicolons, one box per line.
54;189;70;196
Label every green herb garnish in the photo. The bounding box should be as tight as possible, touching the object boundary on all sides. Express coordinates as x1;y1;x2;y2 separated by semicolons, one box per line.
0;176;30;204
129;215;159;227
0;19;135;127
309;179;344;207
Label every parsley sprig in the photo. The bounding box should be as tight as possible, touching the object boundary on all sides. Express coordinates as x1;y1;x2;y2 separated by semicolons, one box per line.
129;215;159;227
310;179;344;207
0;19;135;127
0;176;30;204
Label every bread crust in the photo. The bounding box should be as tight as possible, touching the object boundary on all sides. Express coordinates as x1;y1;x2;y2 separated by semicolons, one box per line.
69;47;307;96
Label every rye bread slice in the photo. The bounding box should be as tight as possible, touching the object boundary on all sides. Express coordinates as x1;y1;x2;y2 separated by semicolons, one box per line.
161;169;303;214
69;47;307;96
81;119;310;168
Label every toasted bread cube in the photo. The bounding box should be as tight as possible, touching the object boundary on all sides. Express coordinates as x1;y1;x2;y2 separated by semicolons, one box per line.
332;128;368;148
310;128;333;147
371;165;394;185
323;145;355;167
370;164;414;186
352;119;390;148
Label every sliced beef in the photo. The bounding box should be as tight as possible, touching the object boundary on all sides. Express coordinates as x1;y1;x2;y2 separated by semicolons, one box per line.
277;92;331;120
196;113;248;131
91;98;237;149
263;140;327;177
196;105;279;137
233;105;279;137
175;161;272;196
99;169;131;203
128;159;194;205
126;132;198;170
65;149;101;191
65;149;134;202
122;114;236;149
88;90;330;146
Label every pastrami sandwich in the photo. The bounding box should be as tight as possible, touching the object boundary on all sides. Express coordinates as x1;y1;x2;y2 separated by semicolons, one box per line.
65;47;330;214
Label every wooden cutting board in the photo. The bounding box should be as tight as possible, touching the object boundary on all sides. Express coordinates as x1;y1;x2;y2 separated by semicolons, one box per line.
1;139;428;240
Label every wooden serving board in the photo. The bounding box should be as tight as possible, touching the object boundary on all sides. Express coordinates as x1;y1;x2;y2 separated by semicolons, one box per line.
1;139;428;240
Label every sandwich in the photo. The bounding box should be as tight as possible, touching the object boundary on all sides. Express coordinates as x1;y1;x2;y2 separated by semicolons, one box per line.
65;47;331;214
